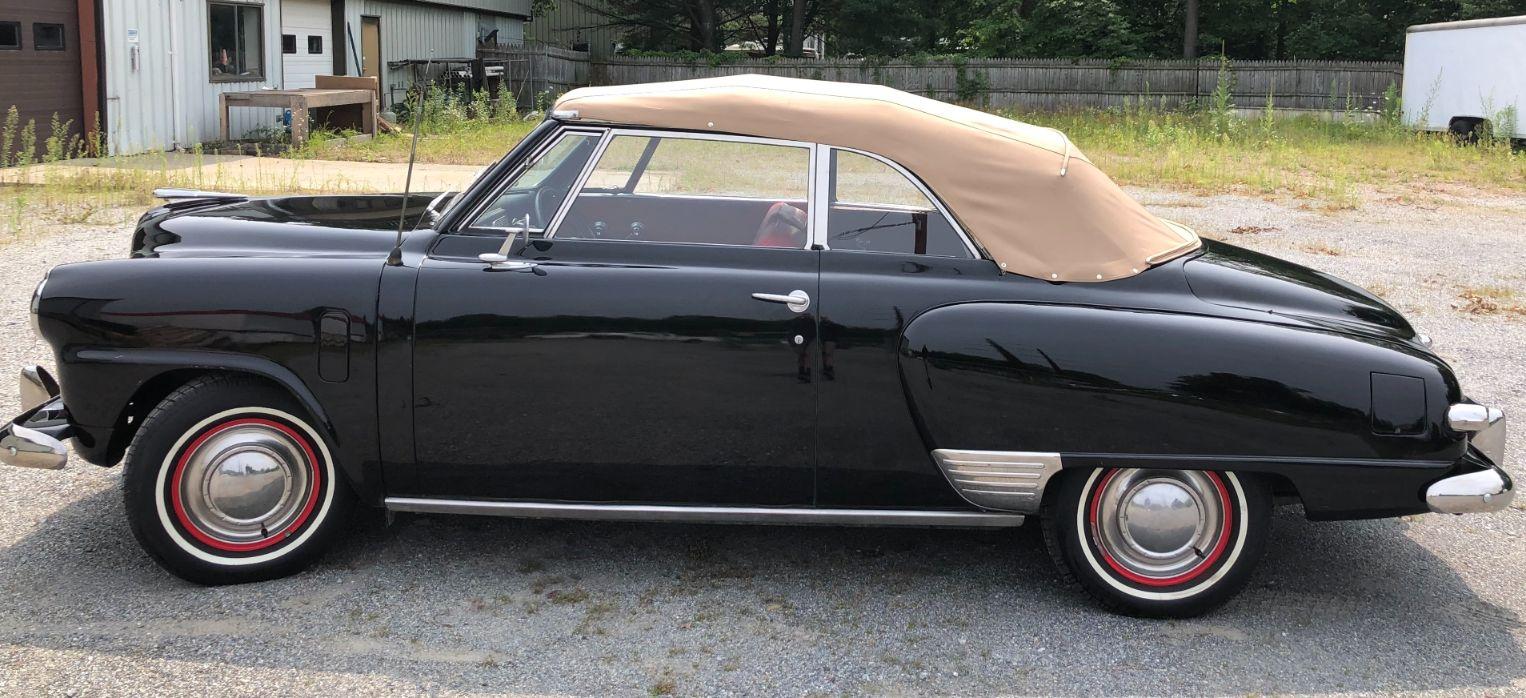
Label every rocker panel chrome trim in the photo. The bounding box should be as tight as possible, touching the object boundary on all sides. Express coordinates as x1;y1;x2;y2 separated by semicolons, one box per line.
383;498;1025;527
931;449;1063;514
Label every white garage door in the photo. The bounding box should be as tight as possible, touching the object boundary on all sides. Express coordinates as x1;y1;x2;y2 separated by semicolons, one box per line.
281;0;331;89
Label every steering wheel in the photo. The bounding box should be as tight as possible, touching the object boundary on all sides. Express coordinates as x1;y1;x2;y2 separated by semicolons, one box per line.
533;186;564;229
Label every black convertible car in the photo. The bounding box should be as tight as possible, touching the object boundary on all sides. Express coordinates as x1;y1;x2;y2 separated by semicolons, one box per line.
1;75;1510;617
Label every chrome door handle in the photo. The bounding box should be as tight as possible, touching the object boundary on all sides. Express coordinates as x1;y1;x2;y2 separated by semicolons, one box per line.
479;253;538;272
751;289;810;313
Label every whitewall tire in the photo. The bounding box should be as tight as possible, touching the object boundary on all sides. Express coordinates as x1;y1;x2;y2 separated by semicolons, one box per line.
1042;467;1271;617
123;375;354;584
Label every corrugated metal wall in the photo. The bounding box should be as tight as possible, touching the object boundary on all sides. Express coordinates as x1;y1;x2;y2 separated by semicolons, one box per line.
351;0;523;107
102;0;525;153
103;0;286;154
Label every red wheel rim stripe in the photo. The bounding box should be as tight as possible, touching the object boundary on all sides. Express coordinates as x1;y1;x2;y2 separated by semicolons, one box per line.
169;417;322;553
1088;469;1233;588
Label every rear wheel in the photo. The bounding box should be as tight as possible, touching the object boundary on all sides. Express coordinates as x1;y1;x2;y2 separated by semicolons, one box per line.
122;375;353;585
1043;467;1270;617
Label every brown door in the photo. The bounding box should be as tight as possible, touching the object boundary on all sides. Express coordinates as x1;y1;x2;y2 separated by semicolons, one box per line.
360;17;380;78
0;0;85;162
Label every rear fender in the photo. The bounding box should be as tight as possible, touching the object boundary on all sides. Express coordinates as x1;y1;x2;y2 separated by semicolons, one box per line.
899;302;1465;518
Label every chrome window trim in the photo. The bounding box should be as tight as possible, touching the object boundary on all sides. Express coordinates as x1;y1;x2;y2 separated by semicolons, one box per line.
810;144;832;249
588;127;819;152
458;126;610;235
827;146;984;260
569;191;810;205
540;129;615;238
545;128;817;251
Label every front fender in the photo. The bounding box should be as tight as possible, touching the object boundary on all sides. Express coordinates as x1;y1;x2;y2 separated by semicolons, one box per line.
33;256;383;502
900;302;1466;519
63;347;332;436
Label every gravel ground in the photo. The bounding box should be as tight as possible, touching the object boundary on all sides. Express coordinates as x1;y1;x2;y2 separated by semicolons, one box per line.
1;187;1524;696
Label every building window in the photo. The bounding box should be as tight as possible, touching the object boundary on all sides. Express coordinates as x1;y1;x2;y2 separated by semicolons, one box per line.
307;35;322;54
0;21;22;50
281;33;296;54
33;22;65;51
209;2;263;81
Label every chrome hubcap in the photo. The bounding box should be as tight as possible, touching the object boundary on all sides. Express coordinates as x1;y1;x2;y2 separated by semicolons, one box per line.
1094;470;1225;580
180;423;310;545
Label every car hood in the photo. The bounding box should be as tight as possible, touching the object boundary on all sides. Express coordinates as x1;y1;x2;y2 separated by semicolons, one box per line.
133;194;449;258
1184;240;1419;344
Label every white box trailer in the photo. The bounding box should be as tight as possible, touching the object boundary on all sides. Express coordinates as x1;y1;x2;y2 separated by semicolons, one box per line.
1402;15;1526;140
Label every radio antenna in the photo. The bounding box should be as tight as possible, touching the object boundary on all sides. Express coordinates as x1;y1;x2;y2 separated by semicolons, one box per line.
387;52;433;266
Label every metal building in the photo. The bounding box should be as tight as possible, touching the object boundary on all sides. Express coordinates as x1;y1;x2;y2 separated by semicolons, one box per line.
88;0;528;155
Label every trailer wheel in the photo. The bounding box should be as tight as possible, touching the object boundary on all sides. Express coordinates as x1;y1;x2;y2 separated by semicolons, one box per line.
1448;117;1488;145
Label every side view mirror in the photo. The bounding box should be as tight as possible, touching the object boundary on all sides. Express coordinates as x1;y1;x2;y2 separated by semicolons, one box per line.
479;215;538;272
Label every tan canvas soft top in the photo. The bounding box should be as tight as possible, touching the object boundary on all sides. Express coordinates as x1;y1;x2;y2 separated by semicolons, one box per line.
554;74;1199;282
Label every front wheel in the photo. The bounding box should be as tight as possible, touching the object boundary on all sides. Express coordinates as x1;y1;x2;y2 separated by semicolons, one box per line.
1042;468;1270;617
122;375;354;585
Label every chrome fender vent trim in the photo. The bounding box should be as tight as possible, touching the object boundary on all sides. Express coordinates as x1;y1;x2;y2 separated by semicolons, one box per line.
931;449;1063;514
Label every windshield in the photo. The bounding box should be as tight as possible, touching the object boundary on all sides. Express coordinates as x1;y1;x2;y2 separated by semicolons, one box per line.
468;132;601;232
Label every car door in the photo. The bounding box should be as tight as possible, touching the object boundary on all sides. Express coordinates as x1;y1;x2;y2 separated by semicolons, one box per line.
409;129;821;505
809;147;1003;508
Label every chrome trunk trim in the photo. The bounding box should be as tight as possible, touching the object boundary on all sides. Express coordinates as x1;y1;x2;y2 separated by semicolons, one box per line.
383;498;1025;528
151;188;248;201
930;449;1063;514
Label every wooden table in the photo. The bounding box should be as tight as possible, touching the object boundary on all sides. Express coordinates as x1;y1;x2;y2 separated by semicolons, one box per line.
219;88;376;148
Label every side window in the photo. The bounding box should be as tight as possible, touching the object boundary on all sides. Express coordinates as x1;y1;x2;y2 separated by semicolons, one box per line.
0;21;19;50
828;149;972;258
33;23;65;51
554;134;811;248
209;2;265;81
468;132;600;232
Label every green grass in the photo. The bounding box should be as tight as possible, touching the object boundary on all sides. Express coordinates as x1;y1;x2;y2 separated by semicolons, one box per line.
1024;107;1524;209
292;89;539;165
292;119;539;165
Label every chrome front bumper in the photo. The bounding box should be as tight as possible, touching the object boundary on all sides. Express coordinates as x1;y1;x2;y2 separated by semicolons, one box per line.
1426;403;1512;514
1;366;71;470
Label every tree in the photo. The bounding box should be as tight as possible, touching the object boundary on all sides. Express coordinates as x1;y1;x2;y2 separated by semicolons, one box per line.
1183;0;1198;58
959;0;1139;58
826;0;977;56
581;0;759;52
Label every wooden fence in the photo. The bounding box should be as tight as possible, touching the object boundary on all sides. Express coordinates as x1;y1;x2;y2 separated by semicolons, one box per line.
479;46;1403;113
479;44;590;109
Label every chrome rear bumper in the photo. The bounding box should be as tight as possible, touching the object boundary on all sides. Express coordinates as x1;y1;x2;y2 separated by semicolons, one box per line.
2;366;71;471
1447;403;1506;467
1;420;68;470
1427;403;1512;514
1427;464;1513;514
